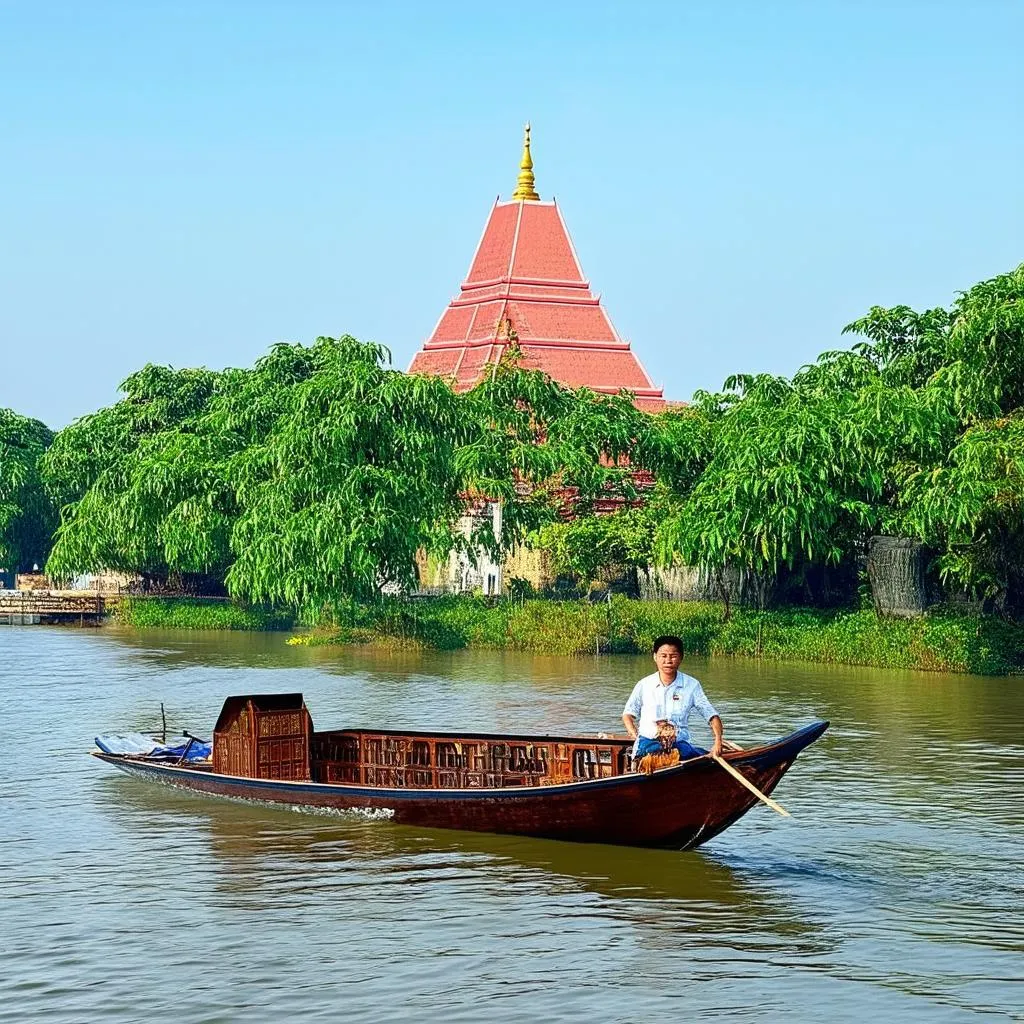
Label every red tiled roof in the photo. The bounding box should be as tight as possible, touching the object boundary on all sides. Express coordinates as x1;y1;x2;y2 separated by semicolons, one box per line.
408;348;459;377
409;198;665;410
510;204;584;281
516;347;656;391
465;203;519;283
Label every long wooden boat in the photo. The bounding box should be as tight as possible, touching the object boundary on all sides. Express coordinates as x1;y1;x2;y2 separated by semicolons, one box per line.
91;693;829;850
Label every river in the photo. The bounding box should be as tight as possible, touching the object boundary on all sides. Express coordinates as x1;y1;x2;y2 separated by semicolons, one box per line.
2;626;1022;1022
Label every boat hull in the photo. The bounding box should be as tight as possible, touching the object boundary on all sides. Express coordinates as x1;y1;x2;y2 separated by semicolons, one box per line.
93;720;828;849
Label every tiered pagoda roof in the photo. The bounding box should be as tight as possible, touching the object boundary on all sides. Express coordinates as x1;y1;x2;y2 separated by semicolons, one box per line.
408;125;666;411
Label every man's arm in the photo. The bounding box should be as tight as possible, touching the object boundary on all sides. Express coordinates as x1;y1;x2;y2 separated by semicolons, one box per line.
708;715;723;759
622;681;643;739
693;681;724;758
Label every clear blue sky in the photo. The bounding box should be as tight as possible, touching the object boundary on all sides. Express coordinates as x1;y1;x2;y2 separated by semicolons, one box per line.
2;1;1021;428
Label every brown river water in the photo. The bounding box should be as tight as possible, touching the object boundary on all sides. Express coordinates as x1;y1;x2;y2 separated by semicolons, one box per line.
2;625;1022;1022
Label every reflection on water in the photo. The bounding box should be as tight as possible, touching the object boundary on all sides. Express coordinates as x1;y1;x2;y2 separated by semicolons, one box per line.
99;775;805;909
1;625;1023;1022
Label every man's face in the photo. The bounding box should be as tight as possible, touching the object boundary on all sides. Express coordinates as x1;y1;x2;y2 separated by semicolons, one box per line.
653;645;682;674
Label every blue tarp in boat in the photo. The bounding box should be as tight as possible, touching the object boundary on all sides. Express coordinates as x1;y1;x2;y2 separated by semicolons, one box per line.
95;733;211;761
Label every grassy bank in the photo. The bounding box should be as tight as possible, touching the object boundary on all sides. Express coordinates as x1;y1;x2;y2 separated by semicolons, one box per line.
111;594;1024;674
294;596;1024;675
114;596;293;631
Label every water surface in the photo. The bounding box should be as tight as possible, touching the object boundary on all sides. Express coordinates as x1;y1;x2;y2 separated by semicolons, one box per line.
2;626;1022;1022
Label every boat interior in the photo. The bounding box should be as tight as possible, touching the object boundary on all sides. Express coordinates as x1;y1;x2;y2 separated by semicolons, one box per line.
207;693;635;789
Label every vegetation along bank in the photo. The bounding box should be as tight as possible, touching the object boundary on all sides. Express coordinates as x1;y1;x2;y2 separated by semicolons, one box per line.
113;595;1024;676
3;263;1024;675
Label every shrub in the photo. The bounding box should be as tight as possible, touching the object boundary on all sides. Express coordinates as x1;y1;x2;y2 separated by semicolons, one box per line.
115;597;293;631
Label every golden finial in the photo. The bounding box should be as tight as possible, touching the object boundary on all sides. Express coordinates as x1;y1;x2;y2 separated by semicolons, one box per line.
511;122;540;201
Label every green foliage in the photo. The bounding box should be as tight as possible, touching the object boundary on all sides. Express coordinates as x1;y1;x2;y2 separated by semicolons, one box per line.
45;338;471;604
856;266;1024;603
0;408;56;572
43;364;223;510
43;364;231;582
638;405;715;494
939;264;1024;421
33;261;1024;622
899;413;1024;605
115;596;293;630
536;403;711;592
44;336;652;612
458;359;651;543
649;355;951;605
539;499;662;584
295;595;1024;674
223;337;472;609
644;263;1024;612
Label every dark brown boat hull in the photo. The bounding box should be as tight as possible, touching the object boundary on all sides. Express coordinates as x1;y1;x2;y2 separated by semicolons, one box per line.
92;721;827;849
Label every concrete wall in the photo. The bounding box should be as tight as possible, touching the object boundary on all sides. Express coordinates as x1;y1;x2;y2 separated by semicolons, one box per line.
415;502;504;596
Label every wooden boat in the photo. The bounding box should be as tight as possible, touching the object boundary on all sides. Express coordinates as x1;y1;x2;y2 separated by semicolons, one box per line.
91;693;829;850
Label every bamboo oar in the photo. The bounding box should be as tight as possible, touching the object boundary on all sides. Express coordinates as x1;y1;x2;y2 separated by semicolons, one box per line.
712;754;791;817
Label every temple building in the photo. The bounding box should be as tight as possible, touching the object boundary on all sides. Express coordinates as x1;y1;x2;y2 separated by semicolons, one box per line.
410;126;665;596
409;125;665;411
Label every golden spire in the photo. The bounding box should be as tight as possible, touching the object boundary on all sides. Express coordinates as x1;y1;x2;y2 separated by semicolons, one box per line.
511;122;540;201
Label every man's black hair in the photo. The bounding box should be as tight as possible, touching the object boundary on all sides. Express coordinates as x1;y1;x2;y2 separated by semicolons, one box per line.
652;635;684;655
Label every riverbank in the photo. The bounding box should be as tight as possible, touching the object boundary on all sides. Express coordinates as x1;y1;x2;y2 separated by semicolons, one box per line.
113;595;1024;675
301;597;1024;675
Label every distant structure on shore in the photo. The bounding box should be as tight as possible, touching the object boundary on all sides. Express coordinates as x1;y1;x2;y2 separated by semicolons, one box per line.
408;124;665;411
409;125;670;597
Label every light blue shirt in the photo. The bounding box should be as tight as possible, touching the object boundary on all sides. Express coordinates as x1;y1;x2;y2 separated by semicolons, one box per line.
623;671;719;750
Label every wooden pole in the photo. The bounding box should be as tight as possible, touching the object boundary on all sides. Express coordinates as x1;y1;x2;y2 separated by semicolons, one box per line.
712;754;791;817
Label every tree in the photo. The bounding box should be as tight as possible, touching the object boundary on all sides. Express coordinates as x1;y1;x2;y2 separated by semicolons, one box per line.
0;408;56;573
845;264;1024;607
898;414;1024;608
44;364;229;584
459;356;653;546
650;353;951;611
460;354;668;594
43;363;223;510
44;337;663;612
539;497;665;588
43;263;1023;616
223;336;474;609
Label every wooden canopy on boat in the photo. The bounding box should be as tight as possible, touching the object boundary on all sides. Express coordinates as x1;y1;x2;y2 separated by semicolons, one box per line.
212;693;313;781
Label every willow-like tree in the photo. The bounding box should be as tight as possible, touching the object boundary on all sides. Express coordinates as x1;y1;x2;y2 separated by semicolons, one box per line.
652;350;952;610
0;408;56;573
537;403;714;590
221;336;474;608
860;264;1024;605
651;264;1023;612
459;354;653;544
44;338;465;606
45;336;654;612
44;364;229;583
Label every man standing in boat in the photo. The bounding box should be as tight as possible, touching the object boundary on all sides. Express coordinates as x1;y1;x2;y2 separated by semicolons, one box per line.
622;635;724;762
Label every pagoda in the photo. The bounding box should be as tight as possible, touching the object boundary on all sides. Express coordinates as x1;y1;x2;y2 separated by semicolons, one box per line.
408;125;665;411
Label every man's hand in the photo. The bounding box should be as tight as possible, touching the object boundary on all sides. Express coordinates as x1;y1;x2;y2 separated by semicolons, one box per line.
709;737;723;759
